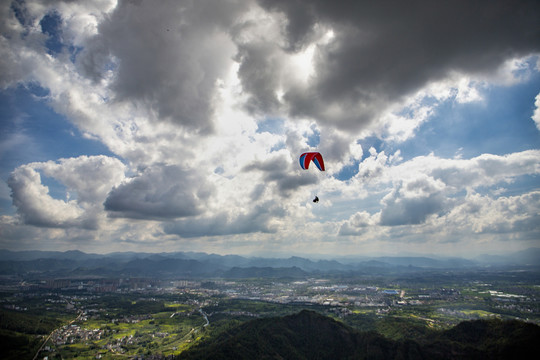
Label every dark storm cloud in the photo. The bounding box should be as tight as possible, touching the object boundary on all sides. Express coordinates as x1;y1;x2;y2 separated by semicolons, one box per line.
104;165;213;220
234;41;285;114
248;0;540;130
259;0;318;51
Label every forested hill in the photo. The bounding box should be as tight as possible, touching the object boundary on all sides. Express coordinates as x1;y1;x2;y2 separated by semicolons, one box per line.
178;310;540;360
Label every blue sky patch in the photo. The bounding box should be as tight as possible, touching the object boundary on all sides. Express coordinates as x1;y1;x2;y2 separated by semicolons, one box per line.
256;117;284;134
40;11;63;55
397;76;540;162
335;161;359;181
38;170;72;202
358;136;385;160
306;124;320;147
0;87;115;181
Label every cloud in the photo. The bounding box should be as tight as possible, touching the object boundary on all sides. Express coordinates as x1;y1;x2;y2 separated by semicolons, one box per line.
38;155;126;203
235;40;287;115
104;164;214;220
241;0;540;131
340;149;540;235
379;188;446;226
338;211;377;235
428;151;540;190
79;0;249;133
533;92;540;131
339;190;540;245
163;202;283;238
355;148;391;183
378;174;447;226
1;0;539;255
354;148;540;190
242;154;319;197
8;155;125;229
442;191;540;236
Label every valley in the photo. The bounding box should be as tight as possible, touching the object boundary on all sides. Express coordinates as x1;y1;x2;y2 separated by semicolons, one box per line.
2;266;539;359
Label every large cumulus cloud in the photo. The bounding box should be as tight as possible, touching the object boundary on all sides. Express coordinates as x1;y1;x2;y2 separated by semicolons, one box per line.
104;164;214;220
79;0;249;133
340;149;540;237
442;191;540;237
8;155;125;229
248;0;540;130
163;202;284;238
379;176;447;226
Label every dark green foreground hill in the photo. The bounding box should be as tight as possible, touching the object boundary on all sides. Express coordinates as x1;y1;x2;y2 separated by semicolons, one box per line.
178;310;540;360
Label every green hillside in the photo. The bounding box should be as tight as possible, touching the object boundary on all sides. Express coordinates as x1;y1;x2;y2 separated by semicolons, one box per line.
178;310;540;360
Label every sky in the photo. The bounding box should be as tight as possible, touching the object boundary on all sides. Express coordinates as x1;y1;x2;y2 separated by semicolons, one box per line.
1;0;539;258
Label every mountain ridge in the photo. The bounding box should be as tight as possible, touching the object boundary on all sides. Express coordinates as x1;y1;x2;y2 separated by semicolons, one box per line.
0;248;538;279
177;310;540;359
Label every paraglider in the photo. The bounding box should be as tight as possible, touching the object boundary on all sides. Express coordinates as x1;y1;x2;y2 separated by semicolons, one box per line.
299;152;325;203
299;152;325;171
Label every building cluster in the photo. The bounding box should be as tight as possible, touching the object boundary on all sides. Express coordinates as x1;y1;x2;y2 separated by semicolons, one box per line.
110;314;153;324
52;324;104;345
39;278;163;292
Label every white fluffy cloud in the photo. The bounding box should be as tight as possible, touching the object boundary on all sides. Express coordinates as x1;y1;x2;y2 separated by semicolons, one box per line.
353;149;540;190
339;149;540;239
80;0;248;133
379;175;447;226
8;155;125;229
533;92;540;131
104;164;214;220
441;191;540;236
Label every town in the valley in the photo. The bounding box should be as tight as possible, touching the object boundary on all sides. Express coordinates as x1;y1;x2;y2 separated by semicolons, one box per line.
2;269;539;359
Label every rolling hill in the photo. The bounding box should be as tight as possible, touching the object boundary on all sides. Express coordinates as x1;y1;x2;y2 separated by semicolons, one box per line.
178;310;540;359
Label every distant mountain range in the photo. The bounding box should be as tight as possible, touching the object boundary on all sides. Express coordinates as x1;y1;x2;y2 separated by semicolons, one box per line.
0;248;538;279
177;310;540;359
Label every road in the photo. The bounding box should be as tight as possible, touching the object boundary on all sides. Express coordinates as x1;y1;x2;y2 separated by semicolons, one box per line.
199;308;210;327
32;311;83;360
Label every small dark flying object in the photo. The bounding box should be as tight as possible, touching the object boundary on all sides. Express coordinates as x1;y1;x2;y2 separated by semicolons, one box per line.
313;196;319;203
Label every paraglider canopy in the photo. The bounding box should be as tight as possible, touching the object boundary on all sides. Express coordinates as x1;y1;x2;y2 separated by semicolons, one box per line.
299;152;325;171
